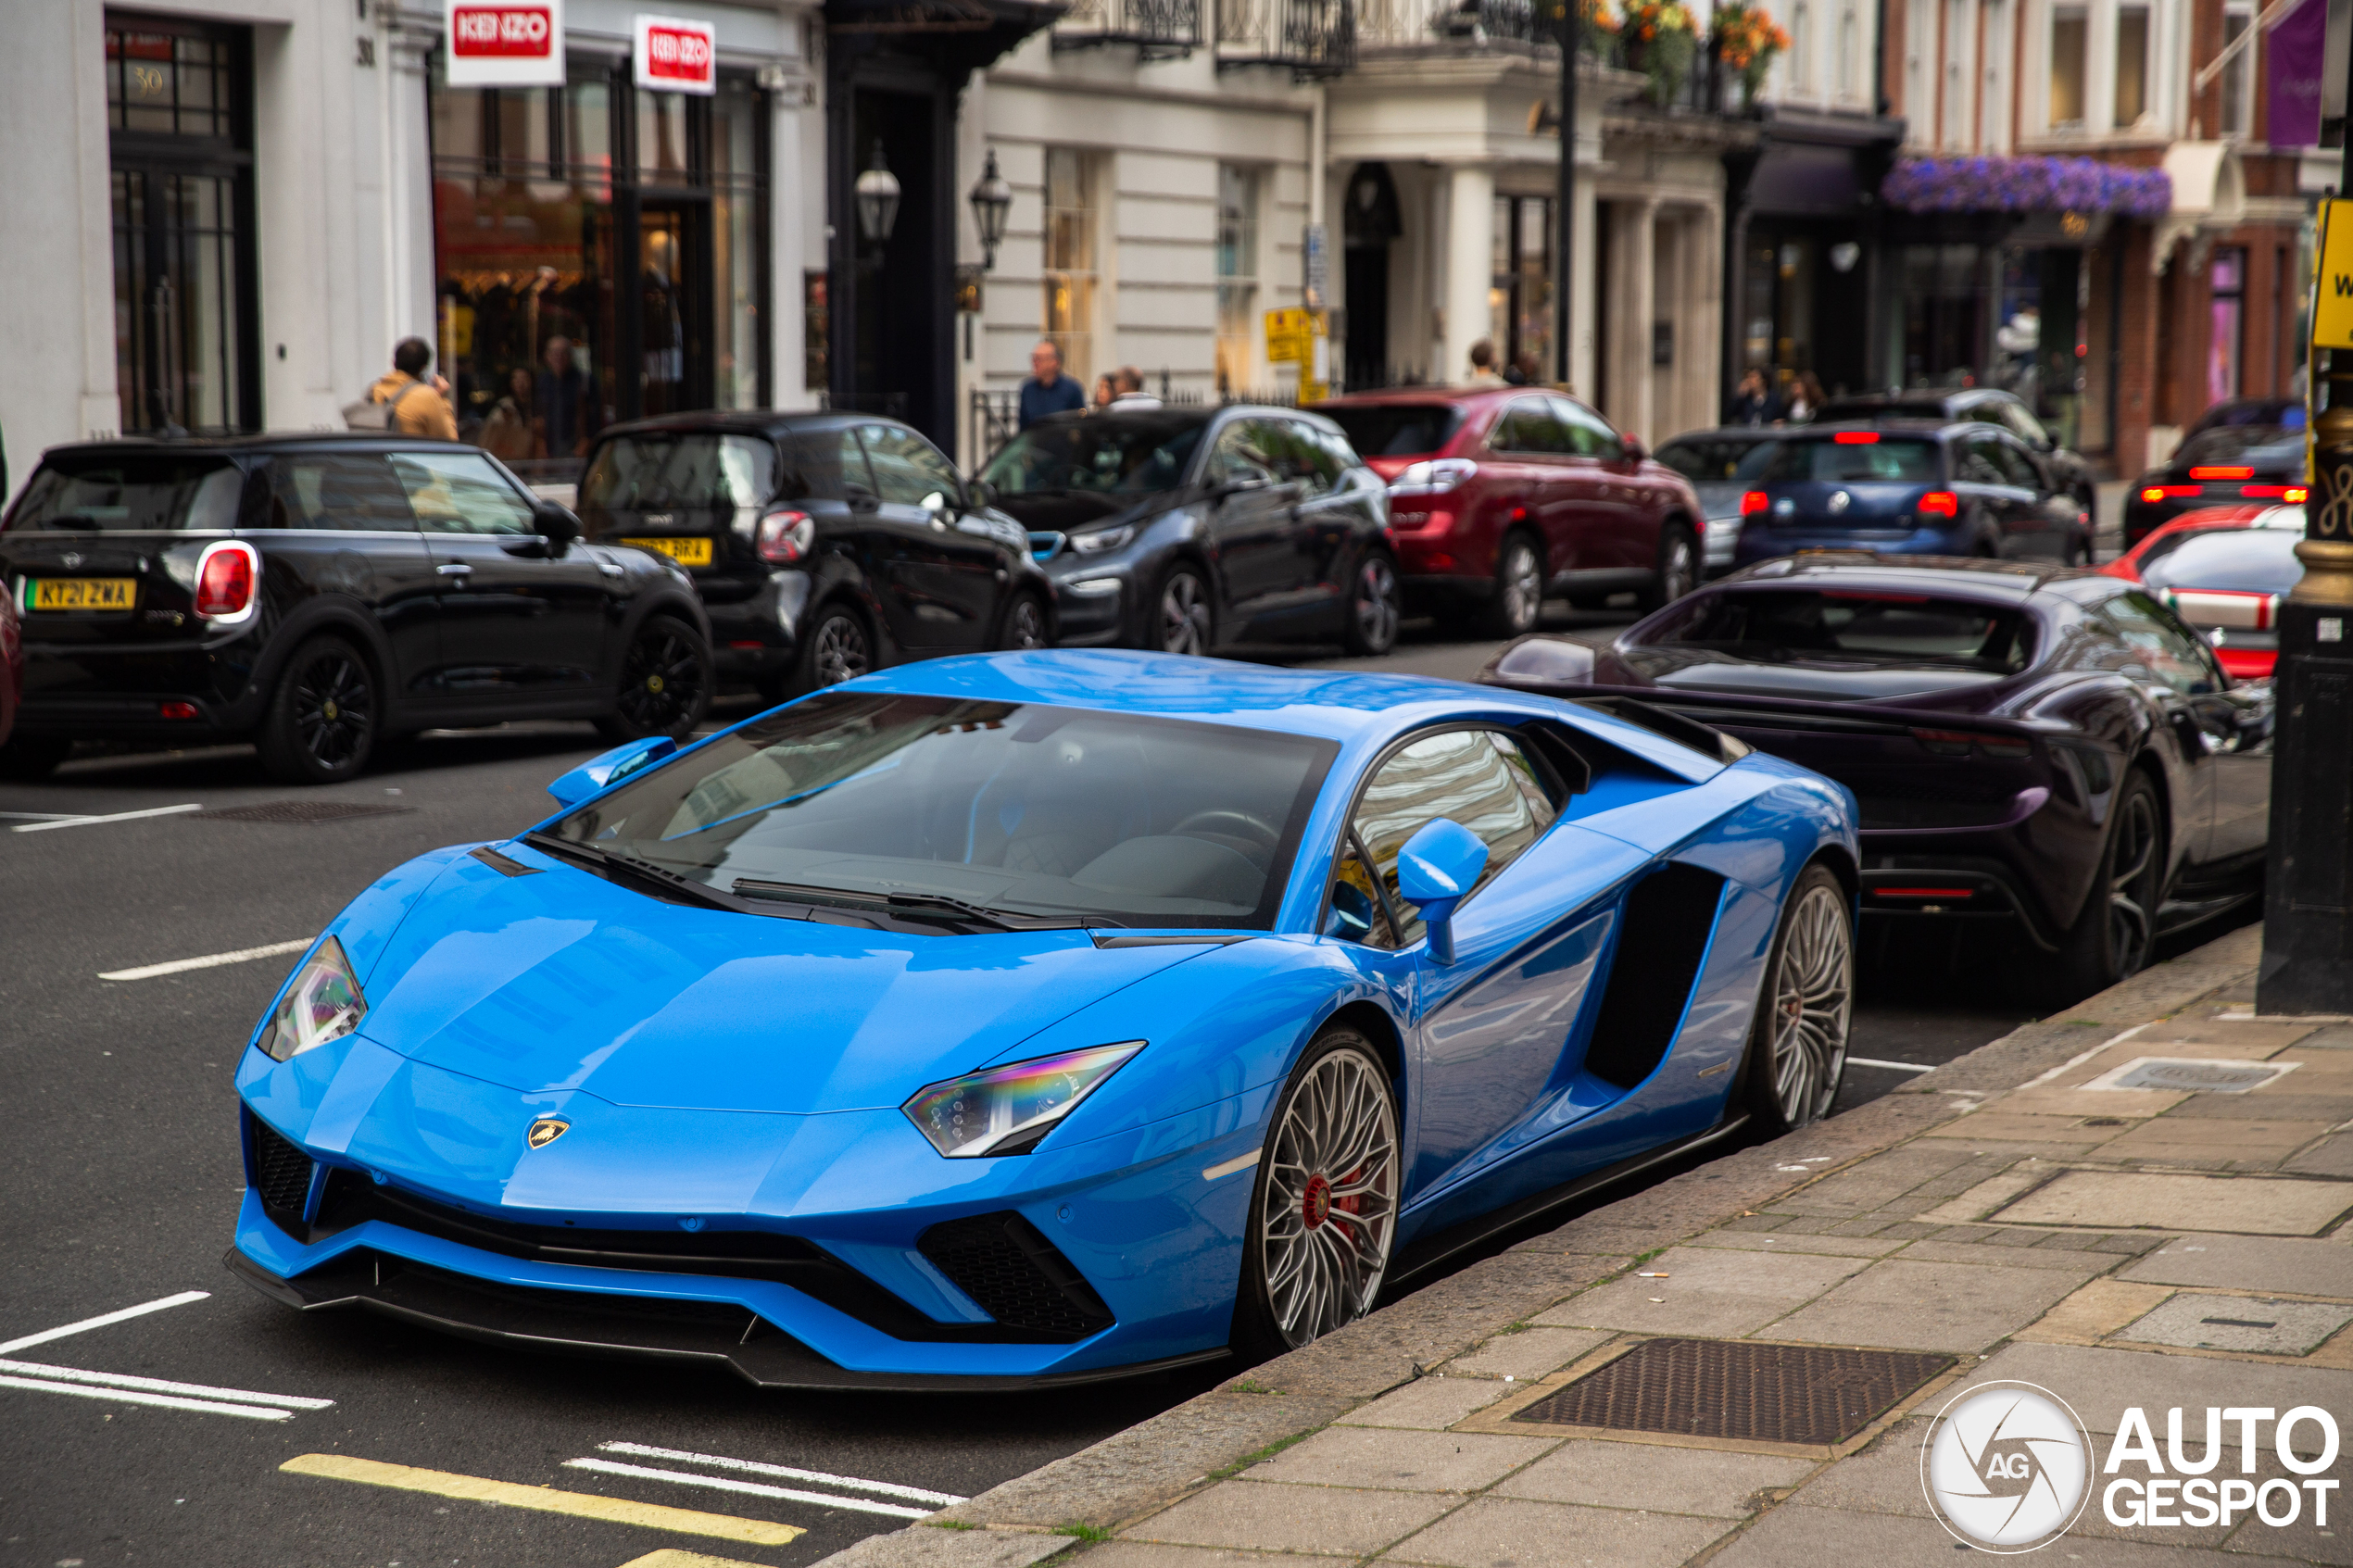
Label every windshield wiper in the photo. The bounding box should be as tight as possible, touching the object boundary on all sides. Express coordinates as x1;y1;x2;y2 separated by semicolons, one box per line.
731;878;1100;933
524;833;746;914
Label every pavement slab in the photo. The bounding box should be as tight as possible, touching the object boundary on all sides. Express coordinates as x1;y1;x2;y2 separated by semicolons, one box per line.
1378;1495;1734;1568
1995;1171;2353;1235
1491;1439;1814;1516
1337;1377;1516;1431
2112;1293;2353;1355
1767;1256;2086;1351
1127;1480;1455;1556
2120;1235;2353;1298
1958;1340;2353;1434
1245;1426;1558;1494
1442;1327;1613;1383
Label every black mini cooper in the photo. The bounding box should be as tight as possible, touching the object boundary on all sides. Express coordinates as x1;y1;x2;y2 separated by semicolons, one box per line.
0;434;712;784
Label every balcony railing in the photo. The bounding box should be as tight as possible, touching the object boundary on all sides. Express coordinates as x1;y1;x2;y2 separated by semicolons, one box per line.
1216;0;1355;78
1351;0;1734;111
1054;0;1203;56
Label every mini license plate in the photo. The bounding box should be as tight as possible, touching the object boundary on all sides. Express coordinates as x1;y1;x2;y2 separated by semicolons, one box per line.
24;577;138;612
623;536;713;567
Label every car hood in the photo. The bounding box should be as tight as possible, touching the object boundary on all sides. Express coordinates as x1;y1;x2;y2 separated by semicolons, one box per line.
1604;646;2010;701
346;849;1214;1114
991;490;1173;532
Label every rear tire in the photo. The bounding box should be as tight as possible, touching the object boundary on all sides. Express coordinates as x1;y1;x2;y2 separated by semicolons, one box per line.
786;601;875;697
1480;532;1545;639
1638;523;1699;611
0;733;71;780
1148;564;1214;657
1342;552;1403;656
256;636;378;785
1742;863;1855;1134
2047;771;2164;1005
598;613;711;743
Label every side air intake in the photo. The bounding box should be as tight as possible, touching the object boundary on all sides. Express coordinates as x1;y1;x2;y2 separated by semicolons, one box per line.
247;1112;317;1232
916;1211;1114;1340
1583;863;1727;1091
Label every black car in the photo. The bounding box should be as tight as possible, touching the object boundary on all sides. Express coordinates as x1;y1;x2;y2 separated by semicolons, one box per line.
577;412;1055;701
0;435;711;784
1480;554;2270;1003
2121;399;2307;548
1818;388;2098;527
980;406;1401;657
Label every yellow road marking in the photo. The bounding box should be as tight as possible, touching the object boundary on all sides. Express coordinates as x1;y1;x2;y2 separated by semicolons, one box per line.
280;1454;804;1546
618;1552;781;1568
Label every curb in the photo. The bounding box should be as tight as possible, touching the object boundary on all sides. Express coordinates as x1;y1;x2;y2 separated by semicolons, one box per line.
822;922;2263;1568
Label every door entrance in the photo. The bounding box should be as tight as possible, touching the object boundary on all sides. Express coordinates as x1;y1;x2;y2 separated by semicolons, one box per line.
636;203;711;416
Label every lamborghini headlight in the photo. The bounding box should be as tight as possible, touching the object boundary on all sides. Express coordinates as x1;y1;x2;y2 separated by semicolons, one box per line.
901;1042;1142;1158
258;935;368;1062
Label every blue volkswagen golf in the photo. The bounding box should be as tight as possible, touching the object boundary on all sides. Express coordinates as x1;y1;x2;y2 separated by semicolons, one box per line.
229;650;1857;1388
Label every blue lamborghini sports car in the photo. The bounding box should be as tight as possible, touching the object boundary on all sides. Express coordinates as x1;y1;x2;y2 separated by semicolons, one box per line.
228;650;1858;1389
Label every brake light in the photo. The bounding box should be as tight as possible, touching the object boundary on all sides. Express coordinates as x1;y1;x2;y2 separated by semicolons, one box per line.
2189;466;2253;481
1740;491;1770;516
1917;491;1959;517
158;700;199;720
1390;458;1478;495
2241;485;2289;499
2140;487;2165;503
1833;431;1881;445
2288;487;2310;503
194;540;258;623
756;508;815;565
1912;727;2029;759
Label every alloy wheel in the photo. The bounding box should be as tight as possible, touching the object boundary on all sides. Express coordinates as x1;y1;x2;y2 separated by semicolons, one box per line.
1003;595;1049;651
2104;787;2159;978
1353;557;1402;653
810;612;872;686
1159;571;1212;657
616;622;708;733
1258;1047;1400;1348
1660;535;1696;603
1500;538;1543;634
1768;882;1854;1126
291;651;373;771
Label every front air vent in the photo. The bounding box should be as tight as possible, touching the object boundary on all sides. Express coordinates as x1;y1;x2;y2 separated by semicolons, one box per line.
247;1113;316;1229
916;1211;1114;1341
1583;863;1727;1091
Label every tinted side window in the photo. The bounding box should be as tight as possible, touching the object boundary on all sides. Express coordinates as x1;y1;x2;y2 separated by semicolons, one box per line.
268;455;419;531
859;423;961;507
2098;592;2221;695
2001;403;2051;445
1278;420;1346;493
1207;420;1281;486
1553;397;1620;458
390;450;537;535
1955;438;2006;486
1987;440;2041;490
1349;729;1558;946
1491;399;1570;455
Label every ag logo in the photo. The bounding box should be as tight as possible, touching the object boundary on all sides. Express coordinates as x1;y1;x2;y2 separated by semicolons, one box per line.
1920;1380;2093;1552
525;1116;570;1149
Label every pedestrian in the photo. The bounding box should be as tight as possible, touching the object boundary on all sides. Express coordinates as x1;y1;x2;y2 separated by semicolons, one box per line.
1465;339;1505;387
362;337;459;440
1782;370;1826;425
1019;339;1087;429
1110;367;1163;410
1092;373;1116;412
535;336;598;458
1725;367;1782;426
477;366;542;461
1510;349;1543;385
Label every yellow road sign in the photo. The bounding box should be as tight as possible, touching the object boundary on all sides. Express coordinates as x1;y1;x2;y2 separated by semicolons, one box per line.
2315;198;2353;351
1265;307;1317;364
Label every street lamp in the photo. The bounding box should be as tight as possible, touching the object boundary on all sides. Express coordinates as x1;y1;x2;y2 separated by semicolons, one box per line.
855;141;900;247
969;150;1013;270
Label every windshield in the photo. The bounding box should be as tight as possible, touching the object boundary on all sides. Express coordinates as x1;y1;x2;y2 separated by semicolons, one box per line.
7;458;242;532
2177;426;2301;468
548;693;1336;928
2193;400;2303;433
581;434;777;510
1656;435;1773;483
1741;437;1942;484
980;418;1209;497
2142;530;2305;596
1317;405;1466;459
1642;588;2036;672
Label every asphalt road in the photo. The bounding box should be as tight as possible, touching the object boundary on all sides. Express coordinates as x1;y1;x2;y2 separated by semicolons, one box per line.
1;564;2228;1568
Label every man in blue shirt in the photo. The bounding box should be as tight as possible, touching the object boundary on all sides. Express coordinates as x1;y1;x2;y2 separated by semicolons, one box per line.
1017;339;1086;429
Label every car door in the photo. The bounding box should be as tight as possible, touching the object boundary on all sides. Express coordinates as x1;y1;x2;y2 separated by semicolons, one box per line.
401;448;611;701
260;452;441;700
1487;397;1573;566
1202;418;1305;624
856;420;1002;650
1271;417;1363;614
1951;433;2020;554
1553;397;1640;568
1990;434;2074;558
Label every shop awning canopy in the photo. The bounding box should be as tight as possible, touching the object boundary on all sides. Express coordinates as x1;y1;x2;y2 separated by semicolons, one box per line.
1880;155;2171;219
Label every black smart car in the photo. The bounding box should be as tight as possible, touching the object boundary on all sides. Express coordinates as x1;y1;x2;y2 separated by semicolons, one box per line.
576;411;1056;701
2120;398;2307;548
0;434;711;784
978;405;1400;657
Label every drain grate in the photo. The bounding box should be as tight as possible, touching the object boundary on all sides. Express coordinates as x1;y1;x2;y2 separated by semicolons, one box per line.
195;800;414;824
1509;1337;1953;1447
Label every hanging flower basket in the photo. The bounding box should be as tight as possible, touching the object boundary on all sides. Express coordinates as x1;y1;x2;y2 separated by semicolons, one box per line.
1618;0;1697;104
1708;2;1787;108
1880;155;2172;220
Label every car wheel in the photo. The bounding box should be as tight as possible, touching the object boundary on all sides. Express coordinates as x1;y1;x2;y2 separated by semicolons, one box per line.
1481;532;1545;638
1742;863;1854;1135
792;601;874;695
1150;565;1214;657
1343;552;1402;657
2049;771;2164;1005
256;636;378;785
1638;523;1698;611
995;589;1051;652
0;733;72;780
1234;1025;1402;1358
598;614;711;743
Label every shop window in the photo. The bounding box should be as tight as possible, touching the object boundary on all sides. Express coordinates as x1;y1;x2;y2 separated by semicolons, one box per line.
2209;248;2246;408
1042;147;1100;387
1216;165;1260;395
2048;6;2086;128
2221;6;2253;136
2113;5;2148;127
1489;195;1553;383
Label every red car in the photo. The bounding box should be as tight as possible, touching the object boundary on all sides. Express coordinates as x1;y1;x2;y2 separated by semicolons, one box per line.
2103;503;2305;679
1314;388;1705;636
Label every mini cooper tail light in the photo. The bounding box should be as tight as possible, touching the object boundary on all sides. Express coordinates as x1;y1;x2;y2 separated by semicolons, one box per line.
195;540;259;623
1916;491;1960;518
757;508;815;564
1740;491;1770;517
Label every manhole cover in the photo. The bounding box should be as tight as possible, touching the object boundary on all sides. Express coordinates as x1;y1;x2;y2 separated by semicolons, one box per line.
1509;1337;1953;1447
2117;1294;2353;1356
2089;1057;2296;1094
194;801;414;824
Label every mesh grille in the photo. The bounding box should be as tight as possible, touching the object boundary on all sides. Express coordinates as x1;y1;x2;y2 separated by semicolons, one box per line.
196;801;413;824
1511;1337;1952;1447
917;1212;1114;1341
249;1116;315;1218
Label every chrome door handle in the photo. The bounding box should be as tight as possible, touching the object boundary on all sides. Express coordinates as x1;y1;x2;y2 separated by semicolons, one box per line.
437;563;473;576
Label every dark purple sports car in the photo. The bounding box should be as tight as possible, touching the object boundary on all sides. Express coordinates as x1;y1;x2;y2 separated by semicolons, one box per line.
1480;554;2271;1002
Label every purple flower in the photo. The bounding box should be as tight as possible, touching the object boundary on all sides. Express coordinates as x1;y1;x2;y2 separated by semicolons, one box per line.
1880;155;2171;217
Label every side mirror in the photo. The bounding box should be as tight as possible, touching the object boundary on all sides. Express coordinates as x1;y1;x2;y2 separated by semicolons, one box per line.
1479;634;1596;687
547;734;676;809
1621;433;1647;464
535;500;582;547
1396;818;1490;965
968;479;1000;509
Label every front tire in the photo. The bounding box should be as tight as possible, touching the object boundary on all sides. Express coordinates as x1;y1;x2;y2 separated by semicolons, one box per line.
1148;564;1214;657
256;636;378;785
789;601;874;696
2049;771;2163;1004
995;588;1051;651
1233;1026;1402;1359
598;614;711;743
1743;863;1855;1134
1482;532;1545;638
1342;552;1402;657
1638;523;1698;611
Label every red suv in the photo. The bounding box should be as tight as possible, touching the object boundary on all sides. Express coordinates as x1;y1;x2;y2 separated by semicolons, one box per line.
1314;388;1705;636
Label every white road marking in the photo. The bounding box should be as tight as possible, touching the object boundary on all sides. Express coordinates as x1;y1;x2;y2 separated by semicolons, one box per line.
0;1374;291;1420
100;937;312;983
1845;1057;1936;1073
0;1358;333;1410
563;1459;934;1521
11;802;204;834
596;1443;966;1507
0;810;87;821
0;1290;210;1355
1202;1149;1262;1182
